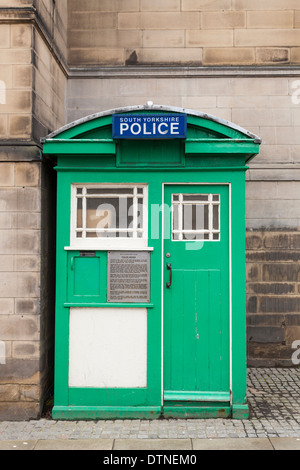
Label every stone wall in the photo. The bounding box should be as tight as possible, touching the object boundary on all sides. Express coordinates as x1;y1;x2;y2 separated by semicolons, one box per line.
0;0;66;420
1;0;300;420
246;231;300;367
67;72;300;368
68;0;300;66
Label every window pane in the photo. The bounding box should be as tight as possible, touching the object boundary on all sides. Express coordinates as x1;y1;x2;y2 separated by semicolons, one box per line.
183;195;209;202
73;185;147;244
77;198;83;228
86;197;134;230
182;204;208;231
172;193;220;242
86;188;134;195
213;205;219;230
137;199;144;228
173;204;179;231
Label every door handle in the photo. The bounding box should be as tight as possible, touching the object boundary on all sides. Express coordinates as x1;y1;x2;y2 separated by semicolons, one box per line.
166;263;172;288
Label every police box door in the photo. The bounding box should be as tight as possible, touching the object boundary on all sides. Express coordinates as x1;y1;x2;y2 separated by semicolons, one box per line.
163;184;231;407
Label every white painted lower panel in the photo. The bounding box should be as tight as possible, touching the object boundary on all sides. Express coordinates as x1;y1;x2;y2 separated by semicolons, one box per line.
69;307;147;388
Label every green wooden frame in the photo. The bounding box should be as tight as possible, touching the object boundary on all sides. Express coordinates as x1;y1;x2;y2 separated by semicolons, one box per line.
42;106;260;420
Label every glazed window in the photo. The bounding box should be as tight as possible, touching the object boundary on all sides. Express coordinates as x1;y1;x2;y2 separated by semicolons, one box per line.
71;185;148;247
172;194;220;241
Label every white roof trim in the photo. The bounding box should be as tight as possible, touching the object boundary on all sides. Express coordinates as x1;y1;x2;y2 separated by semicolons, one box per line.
41;104;261;144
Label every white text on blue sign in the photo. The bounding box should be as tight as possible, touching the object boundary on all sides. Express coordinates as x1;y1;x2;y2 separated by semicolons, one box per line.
113;114;187;139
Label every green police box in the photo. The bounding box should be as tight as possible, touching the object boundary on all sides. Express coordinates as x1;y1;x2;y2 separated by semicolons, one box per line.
42;105;260;420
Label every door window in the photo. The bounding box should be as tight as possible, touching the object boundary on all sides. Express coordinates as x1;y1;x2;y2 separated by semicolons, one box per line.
71;184;148;248
172;193;220;241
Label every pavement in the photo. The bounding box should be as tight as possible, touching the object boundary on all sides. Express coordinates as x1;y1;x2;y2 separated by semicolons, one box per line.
1;367;300;451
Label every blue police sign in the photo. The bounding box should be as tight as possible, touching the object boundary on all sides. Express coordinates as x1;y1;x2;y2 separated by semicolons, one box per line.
113;114;187;139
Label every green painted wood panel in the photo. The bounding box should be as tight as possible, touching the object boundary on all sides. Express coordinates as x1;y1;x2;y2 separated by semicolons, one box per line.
163;184;230;399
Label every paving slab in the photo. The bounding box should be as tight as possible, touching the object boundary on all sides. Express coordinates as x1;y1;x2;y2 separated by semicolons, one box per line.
0;440;37;450
192;438;273;450
270;438;300;450
33;439;114;450
114;439;192;450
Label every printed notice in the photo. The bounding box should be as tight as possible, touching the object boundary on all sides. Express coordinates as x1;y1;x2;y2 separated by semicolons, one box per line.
107;252;150;303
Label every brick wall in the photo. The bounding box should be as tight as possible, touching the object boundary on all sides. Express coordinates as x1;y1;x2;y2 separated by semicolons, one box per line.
68;0;300;66
246;231;300;367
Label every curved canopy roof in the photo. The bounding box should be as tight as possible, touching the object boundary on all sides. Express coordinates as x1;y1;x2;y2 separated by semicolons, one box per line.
42;104;261;144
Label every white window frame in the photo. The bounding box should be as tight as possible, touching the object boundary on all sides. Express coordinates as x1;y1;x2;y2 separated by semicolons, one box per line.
171;193;221;242
70;184;148;249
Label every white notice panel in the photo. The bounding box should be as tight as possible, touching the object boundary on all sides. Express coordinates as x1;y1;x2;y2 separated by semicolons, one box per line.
69;307;147;388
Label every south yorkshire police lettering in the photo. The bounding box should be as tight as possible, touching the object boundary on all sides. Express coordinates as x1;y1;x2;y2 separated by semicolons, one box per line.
113;113;187;139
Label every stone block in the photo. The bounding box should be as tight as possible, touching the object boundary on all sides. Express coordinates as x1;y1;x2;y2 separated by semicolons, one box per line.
233;0;300;9
0;402;40;421
0;116;7;138
0;0;32;5
247;326;285;343
260;296;300;314
14;255;40;272
12;64;32;88
247;11;294;29
246;232;263;250
247;296;258;313
247;283;295;295
263;264;300;282
203;47;255;65
0;315;39;341
20;385;39;402
235;29;300;47
0;90;31;114
246;263;262;281
0;189;18;211
0;384;19;402
143;30;184;48
134;47;203;65
182;0;231;11
264;233;300;249
69;0;139;12
291;48;300;64
17;187;41;212
0;163;14;186
68;29;142;48
140;0;180;11
186;29;233;47
13;341;39;359
256;48;290;64
11;24;32;48
15;162;40;187
8;115;31;138
0;48;31;65
0;298;14;315
68;12;116;29
285;326;300;345
0;25;10;48
0;272;40;297
15;298;40;315
0;255;14;271
202;11;246;29
232;108;291;127
118;12;200;30
0;64;12;88
17;213;40;229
